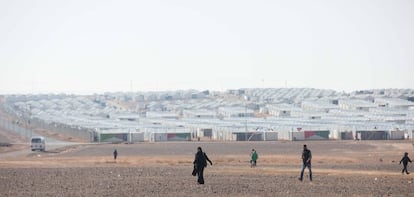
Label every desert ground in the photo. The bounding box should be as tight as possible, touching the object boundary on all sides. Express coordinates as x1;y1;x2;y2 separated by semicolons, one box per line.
1;137;414;197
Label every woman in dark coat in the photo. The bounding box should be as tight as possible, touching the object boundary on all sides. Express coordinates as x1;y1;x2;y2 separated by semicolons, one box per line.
193;146;212;184
400;152;412;174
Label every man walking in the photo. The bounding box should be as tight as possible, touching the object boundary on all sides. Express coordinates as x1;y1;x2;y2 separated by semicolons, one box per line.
299;144;312;181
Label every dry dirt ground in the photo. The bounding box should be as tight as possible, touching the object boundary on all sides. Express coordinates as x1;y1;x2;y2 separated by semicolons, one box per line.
0;129;27;154
1;141;414;197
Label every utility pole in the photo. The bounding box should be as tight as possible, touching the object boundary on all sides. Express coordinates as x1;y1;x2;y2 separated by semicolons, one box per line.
27;104;32;139
244;95;248;141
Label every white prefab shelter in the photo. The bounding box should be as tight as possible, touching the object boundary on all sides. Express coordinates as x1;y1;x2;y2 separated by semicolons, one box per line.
266;104;301;117
152;132;191;142
218;107;254;118
197;128;213;138
263;132;278;141
292;132;305;141
128;132;145;143
338;99;377;111
389;130;405;140
183;110;216;119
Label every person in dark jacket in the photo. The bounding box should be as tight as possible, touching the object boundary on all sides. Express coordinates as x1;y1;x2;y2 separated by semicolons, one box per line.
400;152;412;174
113;148;118;161
299;144;312;181
193;146;212;184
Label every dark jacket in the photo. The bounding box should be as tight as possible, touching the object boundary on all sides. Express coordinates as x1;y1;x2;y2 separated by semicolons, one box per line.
194;151;212;168
400;155;412;165
302;149;312;165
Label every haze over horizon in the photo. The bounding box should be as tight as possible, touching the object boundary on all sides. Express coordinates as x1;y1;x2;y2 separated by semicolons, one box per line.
1;0;413;95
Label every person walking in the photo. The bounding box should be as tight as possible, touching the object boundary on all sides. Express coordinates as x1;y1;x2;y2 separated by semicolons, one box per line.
250;149;258;168
400;152;412;174
299;144;312;181
113;148;118;161
193;146;213;184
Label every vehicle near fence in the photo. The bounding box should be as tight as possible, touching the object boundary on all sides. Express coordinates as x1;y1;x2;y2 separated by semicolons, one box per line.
31;136;45;151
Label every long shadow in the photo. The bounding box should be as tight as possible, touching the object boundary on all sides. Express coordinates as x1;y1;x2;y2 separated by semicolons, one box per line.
0;142;12;147
28;150;60;154
43;150;60;153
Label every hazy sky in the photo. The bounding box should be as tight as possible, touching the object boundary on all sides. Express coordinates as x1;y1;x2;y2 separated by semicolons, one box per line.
1;0;413;94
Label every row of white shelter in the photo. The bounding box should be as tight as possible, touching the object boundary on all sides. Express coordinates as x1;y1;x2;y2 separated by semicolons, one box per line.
3;88;414;143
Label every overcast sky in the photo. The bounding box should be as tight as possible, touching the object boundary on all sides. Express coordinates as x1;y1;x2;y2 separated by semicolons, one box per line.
1;0;413;94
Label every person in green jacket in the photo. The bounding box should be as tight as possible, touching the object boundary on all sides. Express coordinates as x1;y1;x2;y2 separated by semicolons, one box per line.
250;149;258;168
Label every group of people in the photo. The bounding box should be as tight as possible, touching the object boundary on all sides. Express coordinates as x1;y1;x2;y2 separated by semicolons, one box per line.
112;144;412;185
192;144;313;184
192;144;414;184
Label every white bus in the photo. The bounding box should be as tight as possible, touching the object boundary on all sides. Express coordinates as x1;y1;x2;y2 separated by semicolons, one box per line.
31;136;45;151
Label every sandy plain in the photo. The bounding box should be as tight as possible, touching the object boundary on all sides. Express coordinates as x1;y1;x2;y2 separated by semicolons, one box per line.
1;139;414;197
